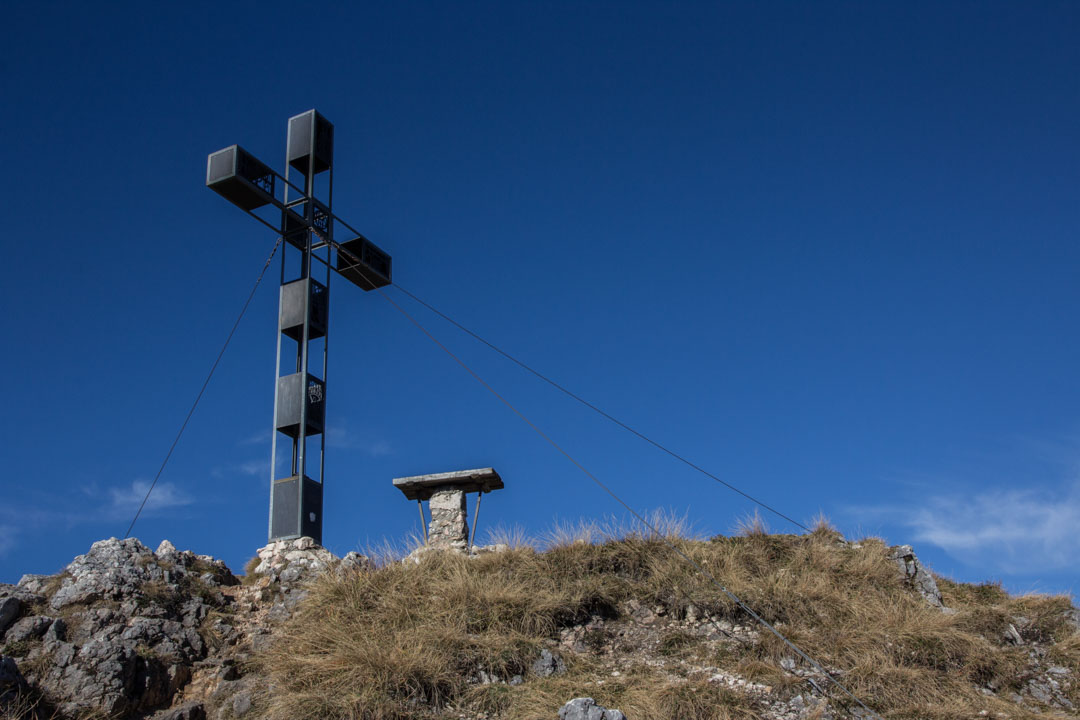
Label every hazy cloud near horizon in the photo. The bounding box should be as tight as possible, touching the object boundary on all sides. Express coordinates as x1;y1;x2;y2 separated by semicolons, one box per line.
860;481;1080;577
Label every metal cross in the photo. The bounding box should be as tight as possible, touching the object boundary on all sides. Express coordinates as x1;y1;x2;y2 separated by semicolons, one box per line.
206;110;392;545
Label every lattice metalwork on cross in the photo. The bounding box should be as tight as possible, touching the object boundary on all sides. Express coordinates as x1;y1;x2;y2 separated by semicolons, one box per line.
206;110;391;545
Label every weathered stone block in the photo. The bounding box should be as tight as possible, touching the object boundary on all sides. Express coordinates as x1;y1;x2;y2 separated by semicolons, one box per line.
428;486;469;551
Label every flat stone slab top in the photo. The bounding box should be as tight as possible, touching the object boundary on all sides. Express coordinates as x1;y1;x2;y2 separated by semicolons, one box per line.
393;467;504;501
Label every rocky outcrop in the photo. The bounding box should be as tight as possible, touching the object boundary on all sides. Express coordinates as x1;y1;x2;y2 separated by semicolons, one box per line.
0;535;376;720
532;648;567;678
0;538;237;718
888;544;944;609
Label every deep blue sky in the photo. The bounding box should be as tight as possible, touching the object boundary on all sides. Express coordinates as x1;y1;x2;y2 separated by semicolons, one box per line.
2;2;1077;597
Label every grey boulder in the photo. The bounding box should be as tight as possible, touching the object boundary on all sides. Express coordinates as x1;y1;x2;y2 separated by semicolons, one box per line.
532;648;566;677
559;697;627;720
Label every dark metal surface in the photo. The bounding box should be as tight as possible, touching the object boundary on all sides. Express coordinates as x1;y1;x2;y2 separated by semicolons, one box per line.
271;476;301;538
281;207;309;249
287;110;334;175
271;474;324;545
275;372;325;439
337;236;392;290
206;145;275;211
279;278;328;341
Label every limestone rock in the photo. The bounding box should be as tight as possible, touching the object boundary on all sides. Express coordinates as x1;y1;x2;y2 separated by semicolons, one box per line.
16;575;54;596
232;690;253;716
0;538;241;718
50;538;162;609
253;537;371;595
531;648;566;677
49;538;235;611
156;540;178;557
340;551;372;573
253;537;337;584
5;615;52;644
559;697;627;720
472;543;511;556
888;545;944;609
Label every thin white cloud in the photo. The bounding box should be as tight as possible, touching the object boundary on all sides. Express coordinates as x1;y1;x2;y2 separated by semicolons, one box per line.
109;480;193;513
363;439;393;458
889;483;1080;574
239;430;270;446
237;459;269;477
325;426;393;457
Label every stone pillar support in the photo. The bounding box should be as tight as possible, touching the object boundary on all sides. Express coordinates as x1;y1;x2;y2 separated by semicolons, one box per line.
427;485;469;550
392;468;504;554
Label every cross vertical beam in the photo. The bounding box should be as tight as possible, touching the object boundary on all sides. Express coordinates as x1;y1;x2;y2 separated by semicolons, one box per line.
205;109;393;548
268;110;334;545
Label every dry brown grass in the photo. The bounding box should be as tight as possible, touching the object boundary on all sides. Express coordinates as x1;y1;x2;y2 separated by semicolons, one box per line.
242;555;262;578
0;691;111;720
256;525;1078;720
482;523;533;550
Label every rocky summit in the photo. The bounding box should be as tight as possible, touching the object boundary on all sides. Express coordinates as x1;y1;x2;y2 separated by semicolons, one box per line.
1;531;1078;720
0;536;354;720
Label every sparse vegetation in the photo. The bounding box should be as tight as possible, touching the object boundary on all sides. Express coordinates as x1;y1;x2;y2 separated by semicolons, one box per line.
0;687;113;720
137;580;177;609
0;691;56;720
658;629;698;657
199;609;234;652
1;640;32;659
255;522;1080;720
242;555;262;584
38;573;70;601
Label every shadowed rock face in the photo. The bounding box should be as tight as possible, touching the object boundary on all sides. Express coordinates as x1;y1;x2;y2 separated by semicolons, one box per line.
0;655;27;704
0;598;21;636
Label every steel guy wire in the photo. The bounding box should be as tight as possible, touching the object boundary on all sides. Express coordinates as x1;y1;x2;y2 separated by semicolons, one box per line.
368;283;883;720
388;282;811;533
123;237;283;539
